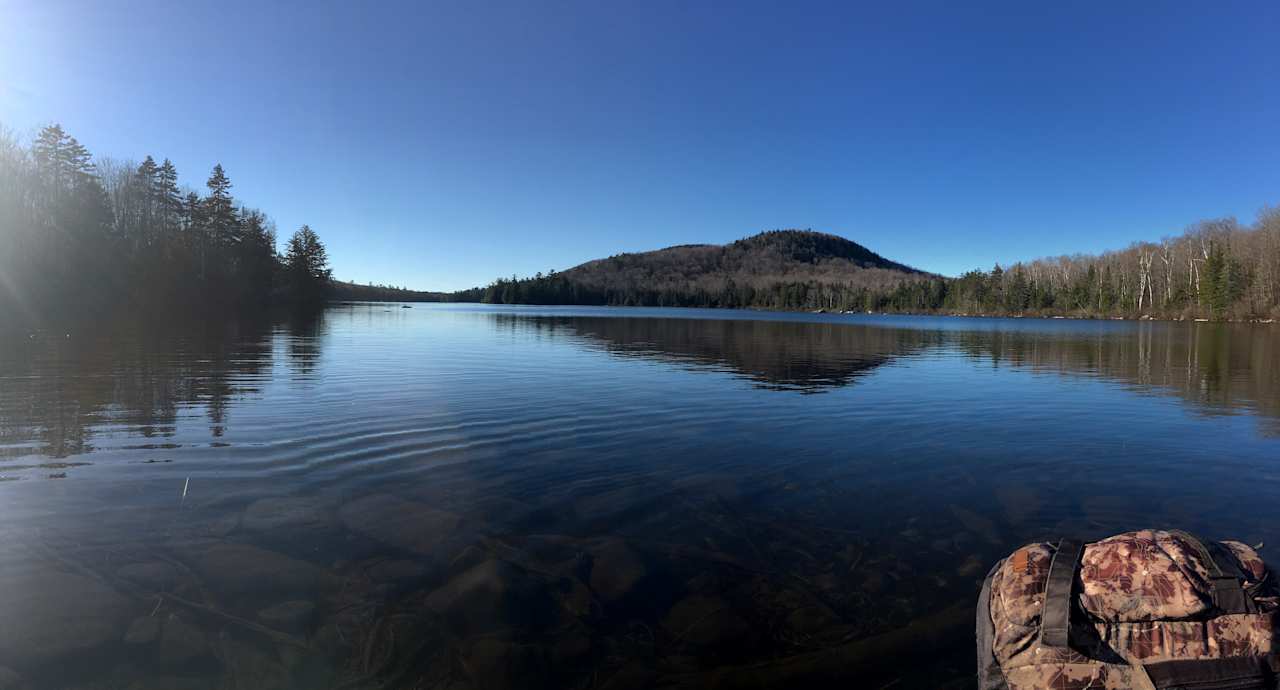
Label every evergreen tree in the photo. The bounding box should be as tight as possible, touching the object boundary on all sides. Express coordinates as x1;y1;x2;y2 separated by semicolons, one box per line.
1006;266;1030;312
284;225;332;303
154;158;183;262
0;123;344;317
26;124;113;311
182;191;203;233
204;164;238;250
236;208;278;302
133;155;160;248
157;159;181;220
1201;244;1249;319
136;156;159;188
31;124;95;198
987;264;1004;312
200;164;240;295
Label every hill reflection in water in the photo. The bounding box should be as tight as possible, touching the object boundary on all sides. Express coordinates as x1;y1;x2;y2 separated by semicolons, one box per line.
494;312;1280;432
493;313;940;393
0;307;1278;689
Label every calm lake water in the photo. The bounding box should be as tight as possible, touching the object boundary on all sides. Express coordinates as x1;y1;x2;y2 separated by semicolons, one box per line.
1;304;1278;689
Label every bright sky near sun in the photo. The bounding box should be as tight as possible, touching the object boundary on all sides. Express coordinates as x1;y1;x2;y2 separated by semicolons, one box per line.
2;0;1278;291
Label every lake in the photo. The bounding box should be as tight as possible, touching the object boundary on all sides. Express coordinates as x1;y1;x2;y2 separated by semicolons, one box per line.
1;304;1278;689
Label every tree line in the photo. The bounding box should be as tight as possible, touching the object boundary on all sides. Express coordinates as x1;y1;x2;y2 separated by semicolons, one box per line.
466;211;1280;321
0;123;333;323
7;122;1274;322
934;213;1278;320
330;280;448;303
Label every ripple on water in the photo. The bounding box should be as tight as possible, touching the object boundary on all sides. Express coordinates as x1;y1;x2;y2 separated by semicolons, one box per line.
0;307;1277;688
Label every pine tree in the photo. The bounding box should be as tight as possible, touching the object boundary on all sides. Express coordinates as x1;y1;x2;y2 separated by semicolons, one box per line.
28;124;113;311
204;164;238;249
987;263;1005;312
156;158;182;237
1201;243;1250;319
284;225;331;303
236;208;278;303
31;124;95;198
133;155;160;248
182;191;202;233
136;156;159;185
1006;265;1030;312
182;190;207;281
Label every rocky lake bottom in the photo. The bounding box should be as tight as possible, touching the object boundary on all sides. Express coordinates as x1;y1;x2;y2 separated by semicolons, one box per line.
1;304;1278;688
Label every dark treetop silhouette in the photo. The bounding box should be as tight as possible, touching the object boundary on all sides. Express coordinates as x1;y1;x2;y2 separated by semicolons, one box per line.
0;124;333;324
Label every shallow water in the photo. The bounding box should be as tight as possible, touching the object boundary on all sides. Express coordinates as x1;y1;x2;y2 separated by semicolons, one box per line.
1;304;1278;689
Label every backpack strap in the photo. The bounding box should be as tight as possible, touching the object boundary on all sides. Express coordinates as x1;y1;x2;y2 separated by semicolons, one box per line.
1040;538;1085;649
1138;655;1277;689
1170;530;1256;615
977;560;1010;689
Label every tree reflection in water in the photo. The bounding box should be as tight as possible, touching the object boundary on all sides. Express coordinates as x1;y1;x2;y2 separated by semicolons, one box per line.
0;311;1277;689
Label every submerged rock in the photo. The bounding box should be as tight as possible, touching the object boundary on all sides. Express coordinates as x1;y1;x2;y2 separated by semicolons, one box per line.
785;604;842;638
598;660;658;690
116;562;179;592
0;568;134;667
124;616;161;645
213;635;291;690
367;558;429;583
157;616;208;666
662;595;753;649
255;600;315;634
241;496;331;535
204;511;242;538
588;539;648;605
425;559;556;634
277;646;336;688
550;624;593;665
666;602;973;688
309;623;350;660
123;675;212;690
462;638;551;690
557;578;595;619
948;505;1001;545
448;544;489;574
957;554;986;577
0;666;26;690
339;493;462;557
177;543;328;599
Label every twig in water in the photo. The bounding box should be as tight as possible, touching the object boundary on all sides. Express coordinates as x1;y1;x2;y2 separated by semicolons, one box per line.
848;550;865;574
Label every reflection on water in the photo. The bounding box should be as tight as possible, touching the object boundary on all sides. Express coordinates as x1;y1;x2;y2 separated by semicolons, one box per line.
0;315;317;463
553;313;1280;426
506;314;943;392
950;324;1280;432
0;305;1278;689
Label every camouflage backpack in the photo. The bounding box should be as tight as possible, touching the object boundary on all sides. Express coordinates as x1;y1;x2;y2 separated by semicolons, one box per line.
978;530;1279;689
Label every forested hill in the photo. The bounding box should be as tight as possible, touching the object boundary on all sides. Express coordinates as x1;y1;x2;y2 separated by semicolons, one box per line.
457;230;930;308
459;210;1280;321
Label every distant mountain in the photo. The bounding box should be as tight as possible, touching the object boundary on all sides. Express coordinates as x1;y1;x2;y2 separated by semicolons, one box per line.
561;229;925;291
463;205;1280;321
458;230;931;309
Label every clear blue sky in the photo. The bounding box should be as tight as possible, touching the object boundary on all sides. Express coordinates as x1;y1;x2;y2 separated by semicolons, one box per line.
2;1;1277;291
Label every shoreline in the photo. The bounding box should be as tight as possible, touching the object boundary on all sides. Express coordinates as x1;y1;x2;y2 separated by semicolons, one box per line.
414;301;1279;325
814;309;1277;325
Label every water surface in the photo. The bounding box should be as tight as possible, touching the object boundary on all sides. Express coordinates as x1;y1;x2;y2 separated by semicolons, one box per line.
1;304;1278;689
